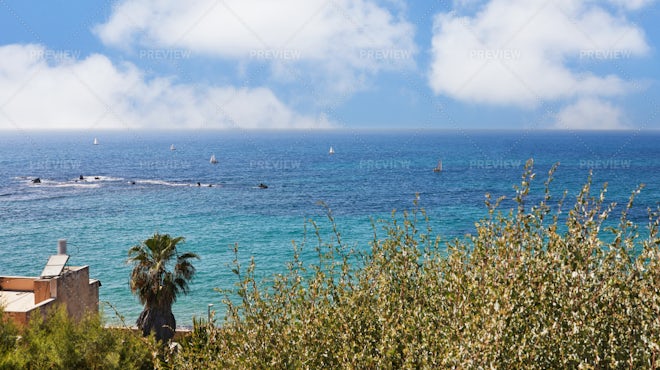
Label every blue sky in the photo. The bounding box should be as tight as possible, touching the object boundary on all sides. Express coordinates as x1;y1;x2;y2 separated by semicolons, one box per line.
0;0;658;131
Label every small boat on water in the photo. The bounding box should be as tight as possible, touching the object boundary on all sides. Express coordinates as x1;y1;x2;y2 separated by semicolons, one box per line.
210;154;218;164
93;138;99;145
329;146;335;155
170;144;176;151
433;160;443;172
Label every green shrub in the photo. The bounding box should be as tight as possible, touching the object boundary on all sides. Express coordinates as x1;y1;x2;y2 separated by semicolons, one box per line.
0;308;19;356
165;160;660;369
0;305;154;370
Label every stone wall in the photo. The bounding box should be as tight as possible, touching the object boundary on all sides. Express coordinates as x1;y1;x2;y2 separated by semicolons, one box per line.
55;266;100;321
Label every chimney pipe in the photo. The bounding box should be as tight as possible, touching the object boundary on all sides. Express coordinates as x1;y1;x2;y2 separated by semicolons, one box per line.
57;239;67;255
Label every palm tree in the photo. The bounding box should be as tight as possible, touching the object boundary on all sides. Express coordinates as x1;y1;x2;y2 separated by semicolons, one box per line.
127;233;199;342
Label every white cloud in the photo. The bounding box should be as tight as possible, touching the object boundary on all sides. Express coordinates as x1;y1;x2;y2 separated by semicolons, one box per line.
93;0;416;95
429;0;649;107
554;98;628;129
0;44;332;131
428;0;653;129
607;0;657;11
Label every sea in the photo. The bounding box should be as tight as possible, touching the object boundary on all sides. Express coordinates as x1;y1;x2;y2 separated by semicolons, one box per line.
1;130;658;326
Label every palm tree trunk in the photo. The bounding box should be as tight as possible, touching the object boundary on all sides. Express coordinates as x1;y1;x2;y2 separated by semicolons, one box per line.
136;307;176;342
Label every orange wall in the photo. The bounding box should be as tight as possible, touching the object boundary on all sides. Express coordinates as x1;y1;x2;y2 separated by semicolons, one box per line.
0;277;35;291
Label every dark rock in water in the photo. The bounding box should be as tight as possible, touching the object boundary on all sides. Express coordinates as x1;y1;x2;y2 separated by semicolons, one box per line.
94;176;100;180
32;178;41;184
79;175;84;180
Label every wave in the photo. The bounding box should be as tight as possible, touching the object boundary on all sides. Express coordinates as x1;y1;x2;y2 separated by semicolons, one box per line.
17;178;101;188
76;175;125;183
133;179;192;187
51;182;101;189
133;179;220;188
14;175;219;189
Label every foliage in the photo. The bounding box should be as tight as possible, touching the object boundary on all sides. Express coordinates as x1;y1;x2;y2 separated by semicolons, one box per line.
162;160;660;369
128;232;199;342
0;305;154;369
0;308;18;355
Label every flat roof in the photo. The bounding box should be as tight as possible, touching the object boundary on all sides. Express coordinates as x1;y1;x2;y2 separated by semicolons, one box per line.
1;266;94;313
0;291;36;312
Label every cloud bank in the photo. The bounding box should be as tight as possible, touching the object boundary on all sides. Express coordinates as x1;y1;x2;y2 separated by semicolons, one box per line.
429;0;652;129
0;44;331;131
94;0;417;96
554;98;628;130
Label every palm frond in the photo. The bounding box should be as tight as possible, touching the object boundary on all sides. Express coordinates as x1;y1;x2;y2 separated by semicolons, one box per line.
127;232;198;332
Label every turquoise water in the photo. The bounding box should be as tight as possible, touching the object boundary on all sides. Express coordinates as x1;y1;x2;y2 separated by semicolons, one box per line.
1;130;658;326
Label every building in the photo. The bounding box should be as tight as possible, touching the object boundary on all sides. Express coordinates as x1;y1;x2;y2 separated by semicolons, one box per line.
0;240;101;327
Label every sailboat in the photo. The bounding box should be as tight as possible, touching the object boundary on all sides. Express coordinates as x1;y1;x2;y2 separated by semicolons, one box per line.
433;160;443;172
170;144;176;151
329;146;335;155
93;138;99;145
210;154;218;164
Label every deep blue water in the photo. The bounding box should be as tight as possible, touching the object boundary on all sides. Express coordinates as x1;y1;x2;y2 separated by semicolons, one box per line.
1;130;658;325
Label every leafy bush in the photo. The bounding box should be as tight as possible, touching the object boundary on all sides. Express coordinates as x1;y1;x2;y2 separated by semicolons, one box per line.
164;160;660;369
0;308;18;356
0;305;154;370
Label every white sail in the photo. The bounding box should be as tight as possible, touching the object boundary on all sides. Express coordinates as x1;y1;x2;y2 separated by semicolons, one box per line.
329;146;335;155
210;154;218;164
434;160;442;172
93;138;99;145
170;144;176;151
